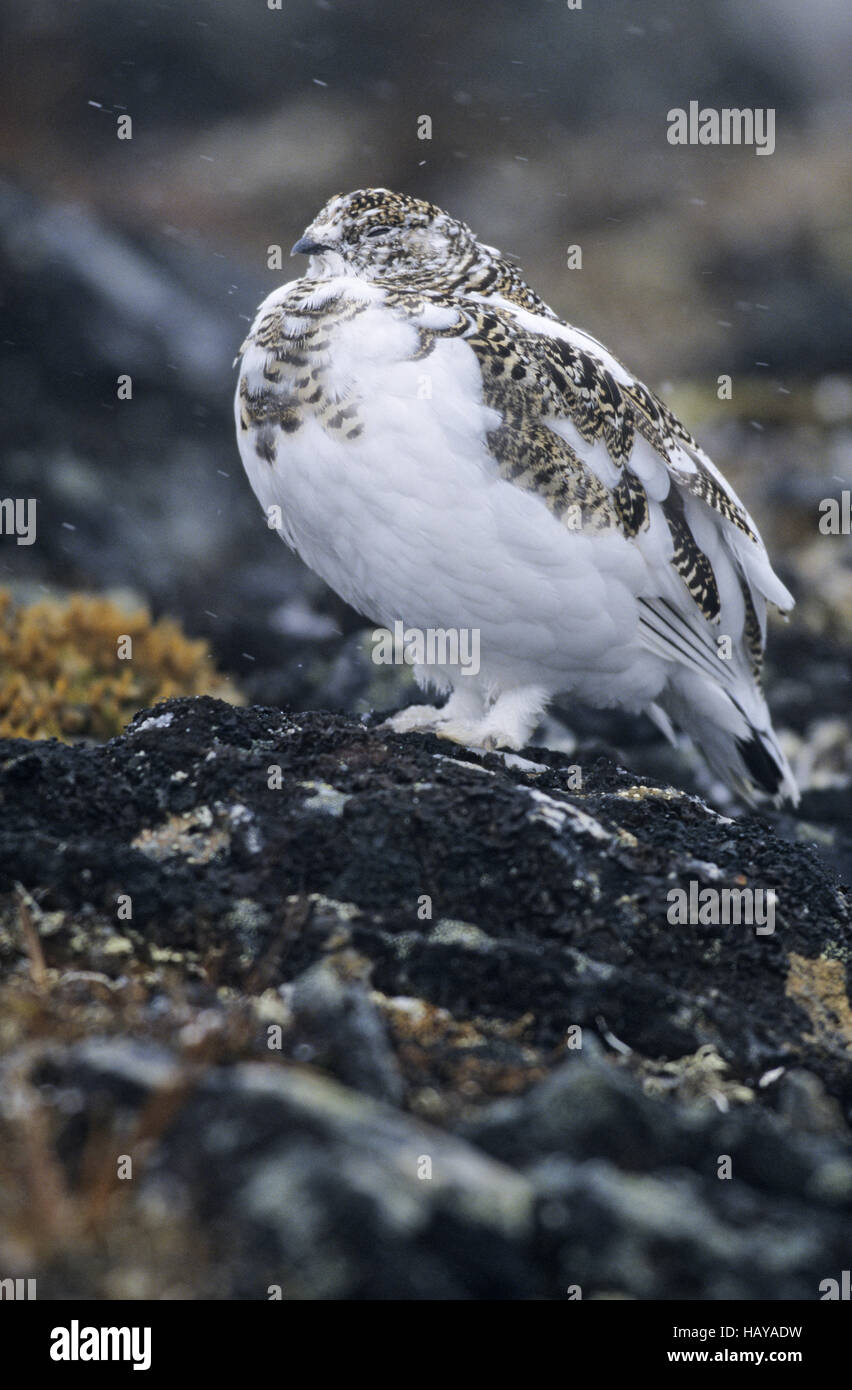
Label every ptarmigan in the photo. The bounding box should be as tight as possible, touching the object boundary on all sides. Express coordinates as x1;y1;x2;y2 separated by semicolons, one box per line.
235;188;798;806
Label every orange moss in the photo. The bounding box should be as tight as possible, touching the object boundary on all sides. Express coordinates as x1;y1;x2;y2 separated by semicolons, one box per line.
0;589;243;742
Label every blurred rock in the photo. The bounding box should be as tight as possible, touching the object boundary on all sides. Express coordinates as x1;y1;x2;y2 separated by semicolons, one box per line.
288;957;404;1105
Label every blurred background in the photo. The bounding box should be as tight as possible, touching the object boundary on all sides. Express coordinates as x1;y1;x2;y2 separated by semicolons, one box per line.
0;0;850;818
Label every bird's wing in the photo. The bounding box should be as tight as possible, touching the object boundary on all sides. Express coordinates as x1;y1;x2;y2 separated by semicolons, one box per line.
415;289;793;688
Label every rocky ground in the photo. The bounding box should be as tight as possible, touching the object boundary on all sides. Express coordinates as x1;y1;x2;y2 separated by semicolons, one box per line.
0;697;850;1299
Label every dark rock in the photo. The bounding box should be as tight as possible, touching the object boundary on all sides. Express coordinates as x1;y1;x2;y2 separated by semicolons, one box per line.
0;696;850;1298
288;958;404;1105
4;1037;536;1300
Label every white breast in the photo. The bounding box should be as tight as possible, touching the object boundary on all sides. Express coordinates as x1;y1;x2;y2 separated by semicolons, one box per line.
235;281;666;709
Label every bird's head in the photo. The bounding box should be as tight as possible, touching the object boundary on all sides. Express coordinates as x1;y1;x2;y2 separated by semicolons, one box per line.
290;187;491;287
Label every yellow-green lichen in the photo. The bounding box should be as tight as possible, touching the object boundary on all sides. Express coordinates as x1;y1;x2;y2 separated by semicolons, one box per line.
0;589;243;742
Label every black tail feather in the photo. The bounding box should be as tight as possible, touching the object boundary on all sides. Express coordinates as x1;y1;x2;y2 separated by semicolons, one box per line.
735;729;784;798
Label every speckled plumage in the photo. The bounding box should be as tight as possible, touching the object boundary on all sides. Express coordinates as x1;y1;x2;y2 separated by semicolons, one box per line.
234;188;797;805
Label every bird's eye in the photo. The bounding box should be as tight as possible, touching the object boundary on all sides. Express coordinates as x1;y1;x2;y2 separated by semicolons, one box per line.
365;225;391;239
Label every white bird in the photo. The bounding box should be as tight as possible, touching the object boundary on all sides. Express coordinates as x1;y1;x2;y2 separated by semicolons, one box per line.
235;188;798;806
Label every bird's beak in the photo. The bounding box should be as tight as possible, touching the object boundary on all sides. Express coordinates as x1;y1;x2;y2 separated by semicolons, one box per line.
291;235;331;257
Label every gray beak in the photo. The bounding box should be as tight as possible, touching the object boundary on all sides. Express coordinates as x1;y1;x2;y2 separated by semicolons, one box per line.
291;235;330;256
